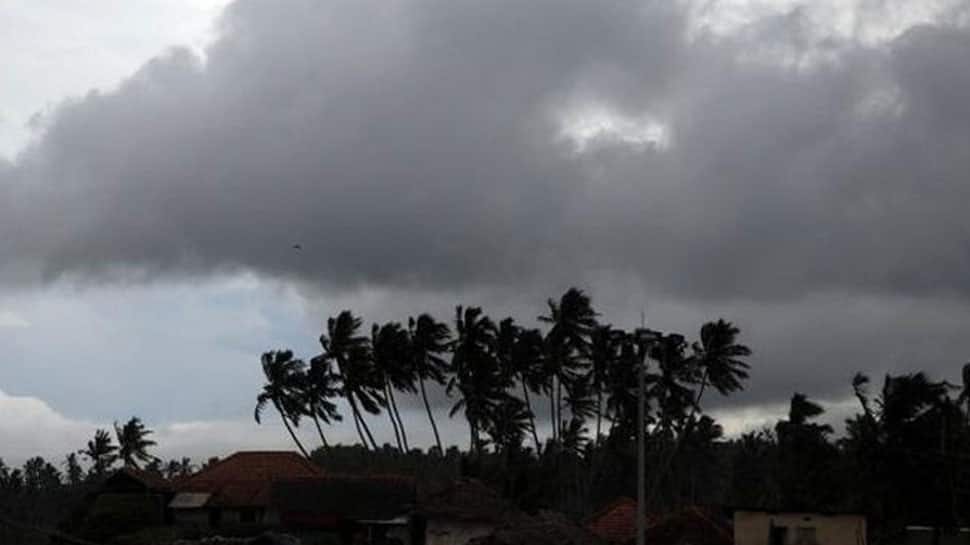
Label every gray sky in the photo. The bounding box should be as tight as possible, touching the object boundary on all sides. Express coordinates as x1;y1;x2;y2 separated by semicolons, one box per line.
2;0;970;465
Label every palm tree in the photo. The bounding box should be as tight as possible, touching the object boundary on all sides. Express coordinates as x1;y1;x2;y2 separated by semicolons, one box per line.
79;429;117;477
255;350;311;458
485;393;533;455
589;325;622;444
303;355;343;449
114;417;157;469
408;314;451;453
539;288;597;441
496;318;545;452
450;306;502;453
691;319;751;406
320;311;384;450
372;321;414;452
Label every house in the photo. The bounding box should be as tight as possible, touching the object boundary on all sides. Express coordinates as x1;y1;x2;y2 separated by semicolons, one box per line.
585;497;643;544
412;479;521;545
169;451;322;529
585;499;731;545
81;468;175;540
469;510;607;545
893;526;970;545
641;506;733;545
734;510;866;545
272;474;416;544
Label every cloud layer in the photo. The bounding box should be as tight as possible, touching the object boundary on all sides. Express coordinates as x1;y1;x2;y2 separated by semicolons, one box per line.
3;0;970;433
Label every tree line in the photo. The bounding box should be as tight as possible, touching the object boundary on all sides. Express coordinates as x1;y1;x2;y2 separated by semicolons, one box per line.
255;288;751;460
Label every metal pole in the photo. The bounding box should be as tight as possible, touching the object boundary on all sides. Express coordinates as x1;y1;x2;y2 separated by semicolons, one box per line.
637;311;647;545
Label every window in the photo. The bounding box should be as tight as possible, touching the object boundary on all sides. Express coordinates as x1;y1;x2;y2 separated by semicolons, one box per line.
239;508;258;524
770;525;789;545
795;527;818;545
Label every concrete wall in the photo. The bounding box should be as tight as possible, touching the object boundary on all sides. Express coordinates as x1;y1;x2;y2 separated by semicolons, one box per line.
735;512;866;545
425;519;495;545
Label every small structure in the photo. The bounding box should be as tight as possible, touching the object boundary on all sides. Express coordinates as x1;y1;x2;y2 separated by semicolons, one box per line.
272;474;417;544
586;499;731;545
169;451;322;529
585;497;642;544
469;510;607;545
413;479;520;545
734;510;866;545
642;506;732;545
82;468;174;539
894;526;970;545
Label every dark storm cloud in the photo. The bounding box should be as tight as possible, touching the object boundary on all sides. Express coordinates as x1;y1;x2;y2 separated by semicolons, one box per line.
3;0;970;411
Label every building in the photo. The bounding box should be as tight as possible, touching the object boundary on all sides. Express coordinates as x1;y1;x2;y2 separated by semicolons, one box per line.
413;479;521;545
585;498;731;545
271;474;417;544
169;451;322;529
585;497;641;544
734;510;866;545
81;468;175;540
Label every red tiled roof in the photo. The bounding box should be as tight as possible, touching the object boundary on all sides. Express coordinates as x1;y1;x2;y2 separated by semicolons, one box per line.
585;498;645;544
176;451;321;508
107;467;173;492
639;506;733;545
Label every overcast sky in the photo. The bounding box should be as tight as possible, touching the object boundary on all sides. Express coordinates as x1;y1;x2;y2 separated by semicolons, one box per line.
2;0;970;466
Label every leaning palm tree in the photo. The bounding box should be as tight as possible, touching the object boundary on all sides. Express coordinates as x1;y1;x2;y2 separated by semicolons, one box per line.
114;417;157;469
320;311;384;450
496;319;545;452
589;325;622;444
408;314;451;454
450;306;502;453
79;429;118;477
539;288;597;441
691;319;751;406
303;355;343;449
255;350;311;458
372;321;414;452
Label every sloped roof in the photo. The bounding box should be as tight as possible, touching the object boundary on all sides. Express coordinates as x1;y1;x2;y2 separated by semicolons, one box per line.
637;506;733;545
105;467;173;493
470;510;607;545
415;479;517;523
176;451;321;508
272;474;416;520
585;497;650;544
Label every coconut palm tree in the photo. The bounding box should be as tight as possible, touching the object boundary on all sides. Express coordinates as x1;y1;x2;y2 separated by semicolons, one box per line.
303;355;343;449
450;306;502;453
539;288;597;441
691;319;751;405
255;350;311;458
408;314;451;454
496;318;545;452
114;417;158;469
372;321;414;452
320;311;384;450
79;429;118;477
589;325;622;444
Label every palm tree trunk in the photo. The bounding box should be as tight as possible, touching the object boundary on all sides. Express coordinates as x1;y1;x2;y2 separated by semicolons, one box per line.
419;376;443;453
596;390;603;445
550;383;558;442
311;411;329;449
275;401;310;459
389;386;409;452
356;401;380;451
522;383;541;453
648;371;709;509
556;378;563;440
385;381;404;452
347;395;372;450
